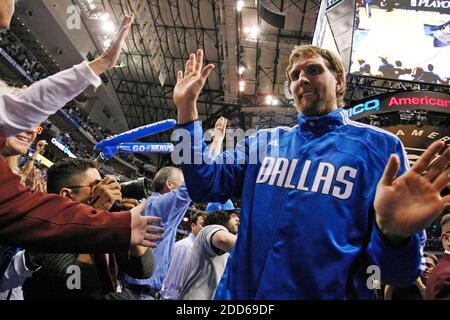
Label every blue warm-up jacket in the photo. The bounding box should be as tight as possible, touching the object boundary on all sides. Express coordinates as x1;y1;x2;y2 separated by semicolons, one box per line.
175;108;422;299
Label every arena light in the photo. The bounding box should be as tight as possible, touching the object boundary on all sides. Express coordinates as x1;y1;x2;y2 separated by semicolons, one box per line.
102;20;116;34
237;0;244;12
238;65;246;75
243;25;259;41
249;26;259;39
266;95;273;105
239;80;246;92
99;12;110;21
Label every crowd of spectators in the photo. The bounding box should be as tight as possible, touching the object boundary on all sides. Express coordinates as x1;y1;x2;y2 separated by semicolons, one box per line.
0;29;48;81
64;103;113;142
0;28;139;172
353;57;448;85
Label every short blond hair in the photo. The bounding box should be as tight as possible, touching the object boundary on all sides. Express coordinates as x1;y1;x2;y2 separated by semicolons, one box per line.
286;45;346;107
441;213;450;233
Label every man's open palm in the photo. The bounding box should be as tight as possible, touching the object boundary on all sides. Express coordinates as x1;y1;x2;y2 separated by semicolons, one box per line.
375;141;450;240
174;49;215;111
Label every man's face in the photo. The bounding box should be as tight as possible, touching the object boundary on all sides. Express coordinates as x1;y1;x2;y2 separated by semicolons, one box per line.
167;170;184;191
64;168;101;203
289;54;343;117
191;215;204;237
442;227;450;251
422;257;436;280
226;213;240;235
0;0;15;29
2;128;37;156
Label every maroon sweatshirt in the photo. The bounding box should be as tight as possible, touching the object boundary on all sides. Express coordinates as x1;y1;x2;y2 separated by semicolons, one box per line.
425;253;450;300
0;134;132;253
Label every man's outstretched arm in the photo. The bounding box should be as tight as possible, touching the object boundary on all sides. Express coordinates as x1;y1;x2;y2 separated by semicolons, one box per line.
0;161;164;253
173;49;247;203
0;15;134;138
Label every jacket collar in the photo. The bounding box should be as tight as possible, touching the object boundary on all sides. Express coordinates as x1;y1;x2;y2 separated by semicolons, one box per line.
297;108;346;134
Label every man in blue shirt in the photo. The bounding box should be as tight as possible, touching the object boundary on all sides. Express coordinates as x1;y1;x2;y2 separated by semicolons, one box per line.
124;167;192;299
171;46;450;299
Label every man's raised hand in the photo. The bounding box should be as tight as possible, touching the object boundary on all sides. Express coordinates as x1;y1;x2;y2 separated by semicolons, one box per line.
374;141;450;242
174;49;215;124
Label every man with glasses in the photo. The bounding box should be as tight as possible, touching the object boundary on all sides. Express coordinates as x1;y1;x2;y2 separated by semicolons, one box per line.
21;158;162;300
425;213;450;300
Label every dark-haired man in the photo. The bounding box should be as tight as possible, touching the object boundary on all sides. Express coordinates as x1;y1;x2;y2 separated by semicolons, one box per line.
22;158;162;300
178;209;239;300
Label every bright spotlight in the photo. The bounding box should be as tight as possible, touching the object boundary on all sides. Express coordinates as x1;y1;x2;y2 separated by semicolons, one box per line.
237;1;244;12
102;20;116;34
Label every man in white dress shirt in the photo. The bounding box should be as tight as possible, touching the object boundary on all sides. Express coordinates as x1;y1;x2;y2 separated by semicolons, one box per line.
160;210;205;300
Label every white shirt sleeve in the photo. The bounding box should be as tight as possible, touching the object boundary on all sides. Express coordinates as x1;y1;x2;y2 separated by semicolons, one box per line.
0;251;36;292
200;225;229;257
0;61;102;137
160;236;194;300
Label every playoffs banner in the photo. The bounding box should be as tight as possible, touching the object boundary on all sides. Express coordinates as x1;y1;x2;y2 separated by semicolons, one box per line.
397;0;450;13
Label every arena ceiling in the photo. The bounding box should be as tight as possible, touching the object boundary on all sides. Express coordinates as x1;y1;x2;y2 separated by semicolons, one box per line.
9;0;450;134
8;0;322;132
73;0;320;130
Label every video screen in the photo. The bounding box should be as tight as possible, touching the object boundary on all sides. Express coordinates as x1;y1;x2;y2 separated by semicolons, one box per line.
350;0;449;85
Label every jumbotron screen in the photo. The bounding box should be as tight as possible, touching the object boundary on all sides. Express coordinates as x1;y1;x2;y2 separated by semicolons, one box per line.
350;0;449;85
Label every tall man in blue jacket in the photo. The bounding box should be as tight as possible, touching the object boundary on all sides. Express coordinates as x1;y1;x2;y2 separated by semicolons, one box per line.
172;46;450;299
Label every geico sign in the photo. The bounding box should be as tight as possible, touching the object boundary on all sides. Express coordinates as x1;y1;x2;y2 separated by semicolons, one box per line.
348;99;380;118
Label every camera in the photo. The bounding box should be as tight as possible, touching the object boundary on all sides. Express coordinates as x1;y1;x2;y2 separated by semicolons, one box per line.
120;177;152;200
110;177;152;212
